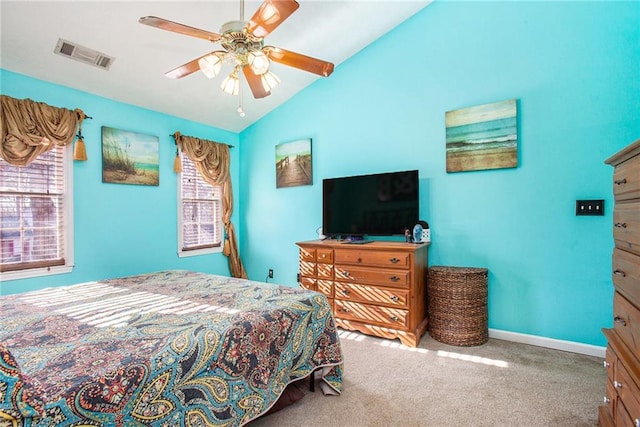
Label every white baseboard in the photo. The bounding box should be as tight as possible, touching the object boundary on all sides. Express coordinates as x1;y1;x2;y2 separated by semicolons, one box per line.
489;328;606;358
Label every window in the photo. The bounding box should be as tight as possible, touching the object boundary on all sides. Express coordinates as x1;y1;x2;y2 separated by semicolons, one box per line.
177;152;223;257
0;145;74;280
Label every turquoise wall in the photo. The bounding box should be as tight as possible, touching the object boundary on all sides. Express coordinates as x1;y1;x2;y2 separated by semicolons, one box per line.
0;69;240;295
239;1;640;346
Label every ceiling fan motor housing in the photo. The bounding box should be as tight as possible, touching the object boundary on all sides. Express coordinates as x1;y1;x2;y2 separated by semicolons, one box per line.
220;20;263;58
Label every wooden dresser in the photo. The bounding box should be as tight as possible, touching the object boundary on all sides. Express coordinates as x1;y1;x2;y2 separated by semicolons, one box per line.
296;240;429;347
600;138;640;427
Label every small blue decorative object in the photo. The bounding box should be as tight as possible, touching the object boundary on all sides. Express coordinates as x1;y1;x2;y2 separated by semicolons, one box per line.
413;224;423;242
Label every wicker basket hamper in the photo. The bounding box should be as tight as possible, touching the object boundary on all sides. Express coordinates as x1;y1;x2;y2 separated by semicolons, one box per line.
427;266;488;346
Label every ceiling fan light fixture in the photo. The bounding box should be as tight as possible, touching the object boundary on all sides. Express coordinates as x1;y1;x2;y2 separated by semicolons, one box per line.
247;50;270;75
198;53;224;78
261;70;280;92
221;69;240;95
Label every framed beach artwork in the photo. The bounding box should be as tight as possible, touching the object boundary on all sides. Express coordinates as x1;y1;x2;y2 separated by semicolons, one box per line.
445;99;518;173
275;138;312;188
101;126;159;186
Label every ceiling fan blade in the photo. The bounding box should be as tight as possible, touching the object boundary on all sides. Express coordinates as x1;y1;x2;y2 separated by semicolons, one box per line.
264;46;334;77
165;54;210;79
139;16;222;43
246;0;300;38
242;66;271;99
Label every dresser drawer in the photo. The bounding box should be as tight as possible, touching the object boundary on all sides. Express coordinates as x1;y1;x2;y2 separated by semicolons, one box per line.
317;263;334;279
335;265;410;288
335;282;408;308
613;292;640;356
613;248;640;307
299;247;316;262
299;261;316;277
613;153;640;201
317;279;334;298
599;402;615;427
317;249;334;264
335;299;408;328
605;379;616;420
334;249;411;269
614;201;640;255
616;400;637;427
616;362;640;426
300;276;316;291
605;346;617;381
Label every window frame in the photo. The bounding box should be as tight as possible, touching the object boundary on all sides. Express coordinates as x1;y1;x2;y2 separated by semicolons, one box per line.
0;145;74;281
177;153;223;258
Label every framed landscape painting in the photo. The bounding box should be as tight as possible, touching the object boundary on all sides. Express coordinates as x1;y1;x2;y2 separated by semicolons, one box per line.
275;139;312;188
102;126;159;186
445;99;518;173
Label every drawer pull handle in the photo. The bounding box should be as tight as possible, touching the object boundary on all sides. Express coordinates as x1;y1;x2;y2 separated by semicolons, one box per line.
634;418;639;427
614;316;627;326
389;276;400;282
603;361;610;368
357;258;362;263
614;380;622;389
390;257;400;264
603;396;610;404
613;269;626;277
615;178;627;185
320;254;326;258
343;271;351;278
341;289;350;295
614;222;627;228
341;307;350;313
390;295;399;302
390;315;399;322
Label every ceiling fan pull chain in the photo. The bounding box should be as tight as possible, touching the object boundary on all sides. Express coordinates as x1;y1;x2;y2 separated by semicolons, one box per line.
237;69;245;117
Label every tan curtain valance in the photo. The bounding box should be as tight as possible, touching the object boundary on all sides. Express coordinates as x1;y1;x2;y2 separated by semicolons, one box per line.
0;95;87;166
173;131;247;279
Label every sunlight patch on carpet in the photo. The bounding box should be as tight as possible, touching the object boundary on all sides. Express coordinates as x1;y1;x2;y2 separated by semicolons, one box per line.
378;340;430;354
338;330;367;341
437;350;509;368
336;329;508;367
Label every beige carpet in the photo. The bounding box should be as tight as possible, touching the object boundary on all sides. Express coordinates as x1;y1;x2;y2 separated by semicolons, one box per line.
249;330;605;427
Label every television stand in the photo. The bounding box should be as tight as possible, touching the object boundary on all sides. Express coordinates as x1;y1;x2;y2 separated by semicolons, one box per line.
341;239;373;244
295;239;429;347
340;236;372;244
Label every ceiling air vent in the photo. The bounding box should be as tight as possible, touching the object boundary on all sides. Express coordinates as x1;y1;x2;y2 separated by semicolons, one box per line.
54;38;114;70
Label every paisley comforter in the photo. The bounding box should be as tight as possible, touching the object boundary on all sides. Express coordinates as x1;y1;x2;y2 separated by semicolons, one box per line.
0;270;343;426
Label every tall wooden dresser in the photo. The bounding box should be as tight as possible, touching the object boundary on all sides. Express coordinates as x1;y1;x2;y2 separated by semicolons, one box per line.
600;138;640;426
296;240;429;347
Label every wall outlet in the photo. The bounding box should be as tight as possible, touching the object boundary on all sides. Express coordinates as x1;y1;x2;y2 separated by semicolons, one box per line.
268;269;274;279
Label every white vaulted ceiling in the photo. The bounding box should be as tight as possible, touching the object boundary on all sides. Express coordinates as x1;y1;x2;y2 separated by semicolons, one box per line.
1;1;431;132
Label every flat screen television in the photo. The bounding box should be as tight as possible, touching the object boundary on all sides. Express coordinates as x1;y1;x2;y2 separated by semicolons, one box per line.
322;170;419;238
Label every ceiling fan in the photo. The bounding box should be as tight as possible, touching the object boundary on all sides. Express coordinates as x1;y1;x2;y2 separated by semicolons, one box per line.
139;0;335;101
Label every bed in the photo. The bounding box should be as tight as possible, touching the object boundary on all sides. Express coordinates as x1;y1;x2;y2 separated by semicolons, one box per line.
0;270;343;426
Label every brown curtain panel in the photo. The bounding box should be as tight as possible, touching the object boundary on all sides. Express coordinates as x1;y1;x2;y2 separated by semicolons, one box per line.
0;95;85;166
173;131;247;279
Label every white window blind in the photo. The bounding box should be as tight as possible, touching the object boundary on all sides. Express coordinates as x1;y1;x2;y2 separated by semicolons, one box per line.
1;146;68;273
178;152;223;256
